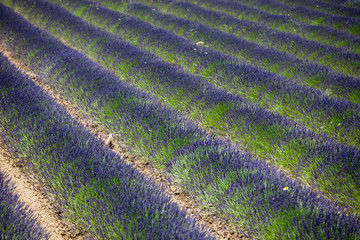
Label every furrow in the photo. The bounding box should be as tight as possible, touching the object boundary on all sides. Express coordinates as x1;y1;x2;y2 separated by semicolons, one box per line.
93;0;360;107
231;0;360;36
1;1;360;239
0;168;48;239
134;0;360;77
50;0;360;149
0;42;241;240
0;37;215;240
273;0;360;19
189;0;360;54
2;0;360;218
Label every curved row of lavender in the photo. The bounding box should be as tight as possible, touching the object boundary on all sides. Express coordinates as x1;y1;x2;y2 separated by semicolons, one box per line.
136;0;360;77
120;2;360;105
273;0;360;18
0;169;47;239
0;46;213;239
12;0;360;215
231;0;360;36
4;0;360;222
53;0;360;148
321;0;360;8
190;0;360;54
0;2;359;239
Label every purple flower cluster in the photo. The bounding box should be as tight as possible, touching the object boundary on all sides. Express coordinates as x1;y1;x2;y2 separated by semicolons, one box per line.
129;2;360;103
0;50;213;239
232;0;360;35
170;139;360;238
0;168;48;239
13;0;360;149
276;0;360;18
3;0;360;208
76;0;360;117
322;0;360;7
159;0;360;75
194;0;360;53
1;2;360;238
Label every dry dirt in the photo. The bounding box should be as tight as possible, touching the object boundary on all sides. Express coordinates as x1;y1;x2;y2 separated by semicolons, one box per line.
0;42;250;240
0;141;83;240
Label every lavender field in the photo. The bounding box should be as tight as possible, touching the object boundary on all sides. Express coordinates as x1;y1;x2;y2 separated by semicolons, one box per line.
0;0;359;239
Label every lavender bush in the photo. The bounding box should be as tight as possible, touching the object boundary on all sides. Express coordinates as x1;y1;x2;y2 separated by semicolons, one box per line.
0;50;213;239
190;0;360;53
0;169;47;239
231;0;360;35
136;0;360;77
1;1;359;239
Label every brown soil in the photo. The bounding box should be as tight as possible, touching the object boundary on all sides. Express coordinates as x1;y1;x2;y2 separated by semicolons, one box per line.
0;42;250;240
0;141;83;240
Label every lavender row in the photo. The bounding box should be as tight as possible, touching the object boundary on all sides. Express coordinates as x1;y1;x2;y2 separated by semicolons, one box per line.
94;0;360;143
52;0;360;149
274;0;360;18
191;0;360;54
136;0;360;77
0;0;208;168
119;2;360;105
6;0;360;216
169;139;360;239
231;0;360;36
322;0;360;8
1;4;360;239
0;169;47;240
320;0;348;5
0;39;213;239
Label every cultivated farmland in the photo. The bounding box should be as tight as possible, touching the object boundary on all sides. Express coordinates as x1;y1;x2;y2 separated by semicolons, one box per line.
0;0;359;239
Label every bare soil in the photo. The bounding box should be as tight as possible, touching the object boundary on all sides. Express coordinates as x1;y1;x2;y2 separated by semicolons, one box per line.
0;42;249;240
0;140;83;240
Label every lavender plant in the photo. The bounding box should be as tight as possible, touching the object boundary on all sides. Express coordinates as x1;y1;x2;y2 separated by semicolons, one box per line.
0;1;207;167
97;0;360;106
339;0;360;8
134;0;360;77
0;170;48;240
1;3;360;239
50;0;360;150
0;51;213;240
2;0;360;216
169;139;360;239
189;0;360;54
274;0;360;18
231;0;360;36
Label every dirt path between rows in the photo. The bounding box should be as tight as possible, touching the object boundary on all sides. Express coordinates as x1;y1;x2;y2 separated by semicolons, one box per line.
0;42;249;239
0;141;83;240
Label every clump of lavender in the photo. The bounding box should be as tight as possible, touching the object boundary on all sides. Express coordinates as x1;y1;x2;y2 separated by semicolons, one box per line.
170;139;360;239
0;171;48;240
